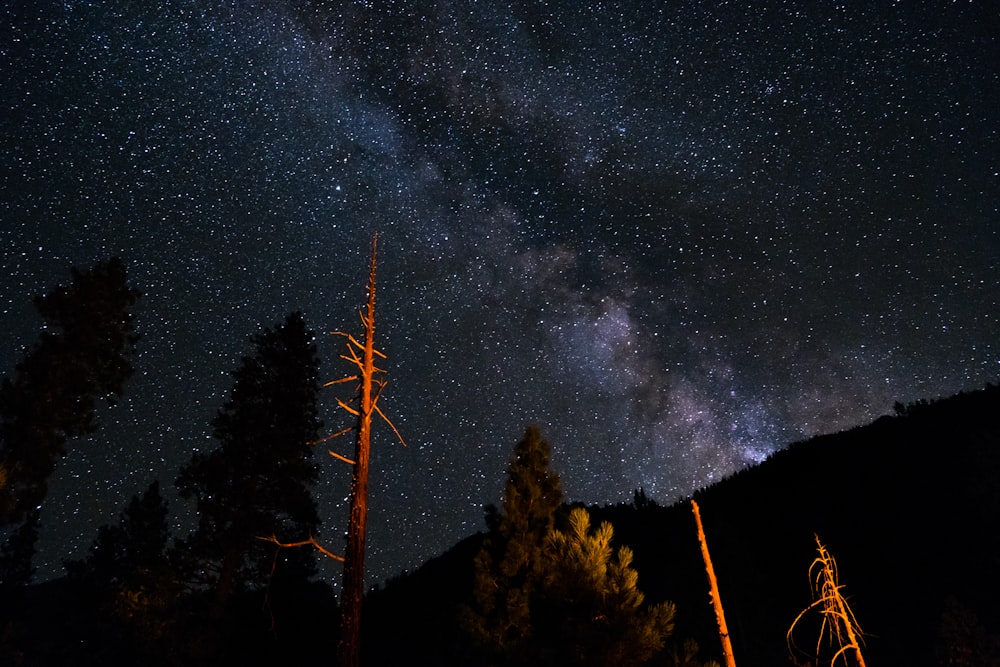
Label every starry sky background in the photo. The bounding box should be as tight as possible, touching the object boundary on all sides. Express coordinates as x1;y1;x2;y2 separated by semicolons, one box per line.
2;0;997;589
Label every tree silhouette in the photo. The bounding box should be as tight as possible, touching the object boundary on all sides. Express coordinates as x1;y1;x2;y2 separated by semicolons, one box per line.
173;312;322;609
0;257;140;526
66;480;170;587
65;481;177;641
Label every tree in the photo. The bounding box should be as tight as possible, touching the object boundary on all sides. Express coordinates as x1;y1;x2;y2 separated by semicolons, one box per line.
174;312;322;609
539;506;676;666
255;234;404;667
66;480;170;587
0;257;140;525
787;535;868;667
65;481;176;640
691;500;737;667
329;233;406;667
464;427;674;666
463;425;564;662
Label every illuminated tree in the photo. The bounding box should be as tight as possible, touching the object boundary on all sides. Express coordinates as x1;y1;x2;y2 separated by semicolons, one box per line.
787;535;868;667
465;427;672;666
463;425;564;661
539;506;676;666
255;234;404;667
691;500;737;667
174;312;322;608
328;232;405;667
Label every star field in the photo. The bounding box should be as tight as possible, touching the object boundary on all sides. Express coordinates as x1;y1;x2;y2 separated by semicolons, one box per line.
1;0;997;589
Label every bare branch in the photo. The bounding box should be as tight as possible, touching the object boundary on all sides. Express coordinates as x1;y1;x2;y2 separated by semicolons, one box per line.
336;398;360;417
373;403;407;447
324;376;359;387
308;426;355;446
258;534;344;562
329;450;357;465
330;331;364;350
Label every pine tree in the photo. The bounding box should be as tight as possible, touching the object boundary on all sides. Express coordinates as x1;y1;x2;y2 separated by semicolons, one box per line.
539;506;676;667
0;257;139;525
464;425;564;663
464;427;674;666
66;480;170;587
174;312;322;608
65;481;177;640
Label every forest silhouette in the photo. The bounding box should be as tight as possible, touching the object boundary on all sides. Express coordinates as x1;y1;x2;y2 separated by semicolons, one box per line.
2;259;998;666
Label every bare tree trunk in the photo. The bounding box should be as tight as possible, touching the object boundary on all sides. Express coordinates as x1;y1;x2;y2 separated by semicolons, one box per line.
691;499;737;667
337;234;379;667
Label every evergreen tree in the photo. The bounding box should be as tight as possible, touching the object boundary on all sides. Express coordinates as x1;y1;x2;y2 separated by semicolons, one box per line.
66;480;170;588
539;506;676;666
464;425;564;663
0;257;140;525
65;481;177;641
174;312;322;608
464;427;674;666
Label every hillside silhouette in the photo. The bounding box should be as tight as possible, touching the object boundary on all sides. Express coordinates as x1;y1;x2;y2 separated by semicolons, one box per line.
4;384;998;665
364;383;1000;666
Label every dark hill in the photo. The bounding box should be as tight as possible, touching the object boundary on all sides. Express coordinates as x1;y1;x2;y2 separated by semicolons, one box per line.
363;384;1000;666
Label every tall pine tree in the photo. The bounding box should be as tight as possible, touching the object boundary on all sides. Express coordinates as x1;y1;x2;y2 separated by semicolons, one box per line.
0;258;139;586
174;312;322;608
464;427;675;666
464;425;564;663
0;257;140;525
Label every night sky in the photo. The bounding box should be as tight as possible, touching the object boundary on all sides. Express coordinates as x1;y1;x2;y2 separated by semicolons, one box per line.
2;1;997;590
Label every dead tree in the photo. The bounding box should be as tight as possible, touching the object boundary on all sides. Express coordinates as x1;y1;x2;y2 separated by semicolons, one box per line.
691;500;737;667
787;534;868;667
257;233;404;667
327;232;405;667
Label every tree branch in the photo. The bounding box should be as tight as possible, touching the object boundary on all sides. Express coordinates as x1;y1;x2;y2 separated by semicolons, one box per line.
258;534;344;562
329;450;357;465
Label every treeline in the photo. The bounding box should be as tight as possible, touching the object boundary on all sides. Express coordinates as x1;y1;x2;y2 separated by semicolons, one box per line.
2;259;999;666
0;259;339;664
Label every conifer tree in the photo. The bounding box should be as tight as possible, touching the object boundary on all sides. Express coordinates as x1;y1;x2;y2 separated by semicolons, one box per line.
465;427;674;666
464;425;564;662
174;312;322;608
66;480;170;587
540;506;676;666
65;481;177;639
0;258;139;525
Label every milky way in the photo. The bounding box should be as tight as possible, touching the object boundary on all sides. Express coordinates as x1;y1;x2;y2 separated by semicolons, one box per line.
2;0;997;588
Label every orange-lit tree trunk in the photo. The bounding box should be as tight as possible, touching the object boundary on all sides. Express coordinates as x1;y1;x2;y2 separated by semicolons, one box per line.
337;233;380;667
691;500;737;667
254;233;405;667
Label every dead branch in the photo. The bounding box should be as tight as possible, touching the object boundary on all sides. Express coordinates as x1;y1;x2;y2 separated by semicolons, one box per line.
328;450;357;465
324;376;358;387
374;403;407;447
257;534;344;563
